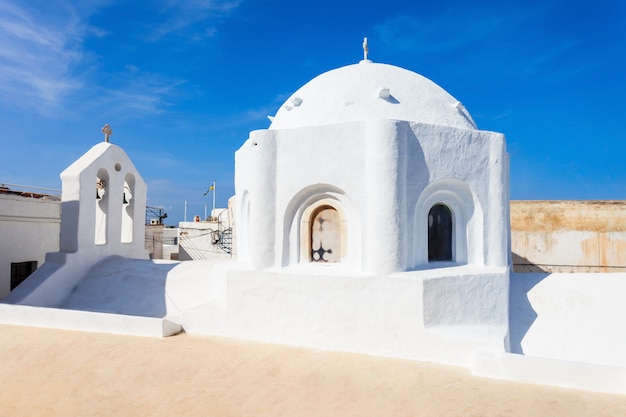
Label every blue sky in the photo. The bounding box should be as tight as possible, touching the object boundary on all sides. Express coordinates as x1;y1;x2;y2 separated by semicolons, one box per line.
0;0;624;225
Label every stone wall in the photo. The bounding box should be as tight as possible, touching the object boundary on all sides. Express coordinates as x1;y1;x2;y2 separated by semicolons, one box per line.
510;201;626;272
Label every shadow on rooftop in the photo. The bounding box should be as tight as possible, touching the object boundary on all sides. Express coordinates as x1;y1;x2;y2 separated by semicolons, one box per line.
508;254;549;354
59;256;179;318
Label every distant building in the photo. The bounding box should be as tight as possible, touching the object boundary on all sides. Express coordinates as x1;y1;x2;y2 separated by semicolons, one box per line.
178;207;233;261
145;223;164;259
0;186;61;299
162;226;180;260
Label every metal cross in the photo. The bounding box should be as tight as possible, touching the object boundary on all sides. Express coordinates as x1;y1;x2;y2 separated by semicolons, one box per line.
101;124;112;142
363;37;369;61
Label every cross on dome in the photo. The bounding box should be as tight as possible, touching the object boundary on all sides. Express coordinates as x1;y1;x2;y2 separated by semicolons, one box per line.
363;37;368;61
361;37;372;63
101;124;112;142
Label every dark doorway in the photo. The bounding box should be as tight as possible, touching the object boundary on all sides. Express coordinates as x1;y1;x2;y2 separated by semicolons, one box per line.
11;261;37;290
428;204;453;262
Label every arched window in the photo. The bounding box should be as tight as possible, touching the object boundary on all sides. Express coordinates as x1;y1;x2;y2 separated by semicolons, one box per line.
121;174;135;243
95;169;109;245
310;206;341;263
428;204;452;262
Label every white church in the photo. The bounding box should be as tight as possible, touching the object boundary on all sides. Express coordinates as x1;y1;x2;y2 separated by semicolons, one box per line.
2;42;625;394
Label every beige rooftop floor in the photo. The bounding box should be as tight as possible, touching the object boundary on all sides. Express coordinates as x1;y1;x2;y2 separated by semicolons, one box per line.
0;324;625;417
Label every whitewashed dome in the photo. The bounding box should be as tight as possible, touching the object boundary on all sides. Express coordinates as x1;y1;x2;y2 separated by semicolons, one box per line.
269;61;476;130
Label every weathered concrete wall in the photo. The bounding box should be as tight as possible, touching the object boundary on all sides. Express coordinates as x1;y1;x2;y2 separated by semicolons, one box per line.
145;224;164;259
511;201;626;272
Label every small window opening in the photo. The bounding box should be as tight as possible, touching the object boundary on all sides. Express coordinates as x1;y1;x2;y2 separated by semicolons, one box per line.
428;204;453;262
11;261;37;290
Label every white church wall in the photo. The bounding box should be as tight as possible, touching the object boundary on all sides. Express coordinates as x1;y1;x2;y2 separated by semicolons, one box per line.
3;142;148;307
236;119;509;276
235;129;277;269
421;267;509;327
58;143;147;257
408;123;509;268
362;119;405;274
71;143;148;258
0;194;61;299
239;120;417;275
275;122;368;270
182;265;508;367
487;137;511;266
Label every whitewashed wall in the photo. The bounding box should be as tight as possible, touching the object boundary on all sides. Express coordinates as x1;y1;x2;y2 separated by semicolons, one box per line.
3;142;148;307
235;120;509;275
0;194;61;299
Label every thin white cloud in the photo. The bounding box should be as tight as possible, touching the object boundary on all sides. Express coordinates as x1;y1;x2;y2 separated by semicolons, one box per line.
100;67;188;117
0;1;243;117
146;0;242;42
0;1;106;114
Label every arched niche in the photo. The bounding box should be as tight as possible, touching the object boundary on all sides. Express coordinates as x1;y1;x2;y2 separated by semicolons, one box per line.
413;179;480;267
95;168;109;245
121;173;135;243
303;203;344;263
282;185;360;269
